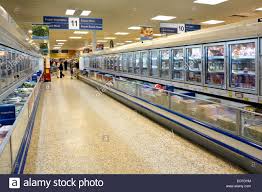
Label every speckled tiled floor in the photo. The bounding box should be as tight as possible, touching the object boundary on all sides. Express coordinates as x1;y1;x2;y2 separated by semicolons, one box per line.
24;75;245;174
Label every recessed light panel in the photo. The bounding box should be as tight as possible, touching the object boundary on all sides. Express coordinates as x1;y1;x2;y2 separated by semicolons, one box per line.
256;7;262;11
56;40;67;42
194;0;228;5
66;9;75;15
104;37;116;40
80;10;91;16
128;26;141;30
151;15;176;21
125;41;133;43
201;20;225;24
97;40;108;43
74;31;89;34
115;32;129;35
69;36;82;39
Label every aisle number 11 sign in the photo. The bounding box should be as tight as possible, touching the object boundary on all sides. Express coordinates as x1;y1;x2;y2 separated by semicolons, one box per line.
69;17;80;30
43;16;103;30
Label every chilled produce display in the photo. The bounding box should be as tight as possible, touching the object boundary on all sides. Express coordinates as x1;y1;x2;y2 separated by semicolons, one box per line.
205;45;225;87
186;47;202;83
230;42;256;90
172;48;184;80
160;50;170;79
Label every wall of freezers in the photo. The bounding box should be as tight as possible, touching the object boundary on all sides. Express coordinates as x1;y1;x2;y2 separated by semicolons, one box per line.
0;44;40;94
84;38;262;101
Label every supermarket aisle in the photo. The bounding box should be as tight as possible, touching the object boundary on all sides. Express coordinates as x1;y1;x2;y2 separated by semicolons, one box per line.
24;75;245;174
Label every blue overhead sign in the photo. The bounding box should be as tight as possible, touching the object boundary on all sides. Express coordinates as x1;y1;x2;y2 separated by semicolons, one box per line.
185;24;201;32
43;16;103;30
160;23;201;34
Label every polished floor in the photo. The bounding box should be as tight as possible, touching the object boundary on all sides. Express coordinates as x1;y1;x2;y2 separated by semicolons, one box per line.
24;74;245;174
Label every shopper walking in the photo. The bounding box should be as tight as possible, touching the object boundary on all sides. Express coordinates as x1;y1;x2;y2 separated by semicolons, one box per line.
64;60;68;71
59;63;65;78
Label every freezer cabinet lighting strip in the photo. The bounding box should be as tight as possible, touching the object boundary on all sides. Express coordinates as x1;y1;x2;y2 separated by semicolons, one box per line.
194;0;228;5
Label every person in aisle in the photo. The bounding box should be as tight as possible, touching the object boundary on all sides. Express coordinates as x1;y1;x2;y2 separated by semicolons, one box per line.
58;62;65;78
64;60;68;71
70;63;74;79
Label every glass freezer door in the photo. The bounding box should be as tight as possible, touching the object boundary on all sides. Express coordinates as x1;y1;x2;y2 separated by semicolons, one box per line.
186;47;202;84
141;51;149;76
229;41;256;91
134;52;141;75
127;53;134;73
122;53;128;73
150;50;159;77
160;49;170;79
205;45;225;87
172;48;184;81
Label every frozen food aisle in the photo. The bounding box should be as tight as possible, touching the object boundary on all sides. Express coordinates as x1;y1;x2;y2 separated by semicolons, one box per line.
24;76;245;174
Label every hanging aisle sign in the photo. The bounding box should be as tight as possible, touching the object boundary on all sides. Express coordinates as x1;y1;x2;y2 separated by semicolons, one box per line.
160;23;201;34
43;16;103;30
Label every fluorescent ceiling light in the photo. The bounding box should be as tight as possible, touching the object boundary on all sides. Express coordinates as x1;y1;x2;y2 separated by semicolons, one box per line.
194;0;228;5
26;38;29;41
125;41;133;43
66;9;75;15
74;31;89;34
69;36;82;39
104;37;116;40
28;30;32;34
115;32;129;35
104;46;110;49
116;43;125;45
53;47;61;49
57;43;64;45
151;15;176;21
56;40;67;42
80;10;91;16
128;26;141;30
97;40;108;43
135;38;140;40
153;34;162;37
55;44;63;46
201;20;225;24
256;7;262;11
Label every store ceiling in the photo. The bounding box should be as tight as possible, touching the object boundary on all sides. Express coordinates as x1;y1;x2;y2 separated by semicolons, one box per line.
1;0;262;51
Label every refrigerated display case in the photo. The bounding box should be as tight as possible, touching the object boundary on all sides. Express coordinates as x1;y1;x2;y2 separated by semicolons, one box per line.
186;46;202;84
150;50;159;77
116;54;121;72
127;52;134;73
204;43;225;88
141;51;149;76
172;48;184;81
134;52;141;75
160;49;170;79
228;40;257;92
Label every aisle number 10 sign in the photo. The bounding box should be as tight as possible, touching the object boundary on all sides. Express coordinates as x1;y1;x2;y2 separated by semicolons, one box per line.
69;17;80;30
